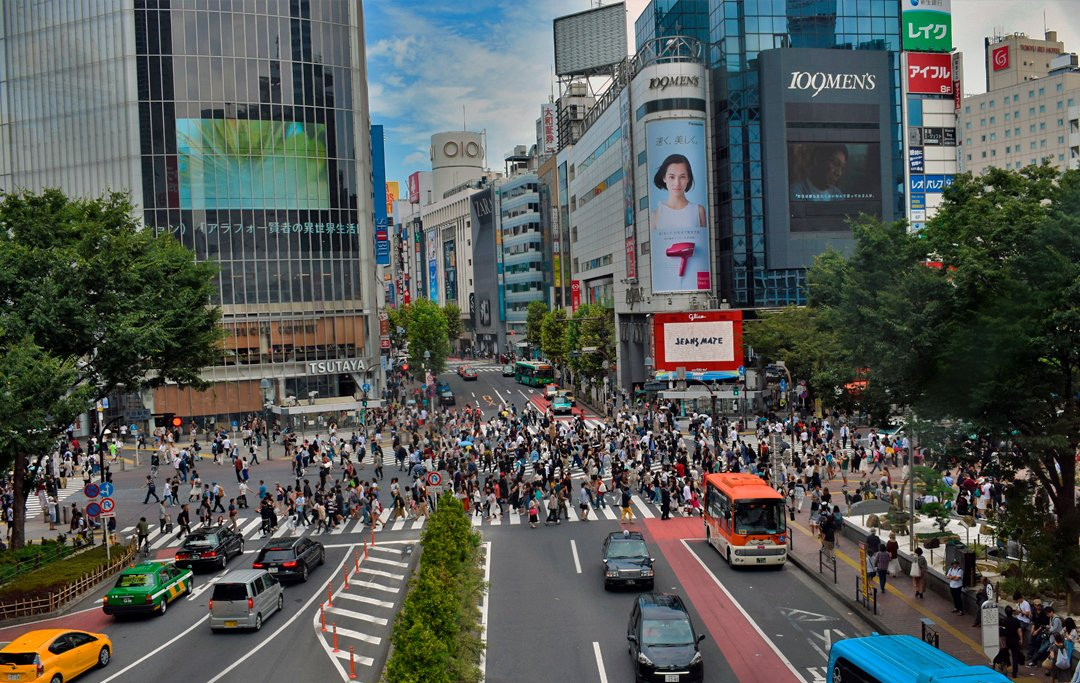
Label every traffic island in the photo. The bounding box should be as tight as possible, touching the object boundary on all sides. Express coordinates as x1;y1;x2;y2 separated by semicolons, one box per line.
384;494;485;683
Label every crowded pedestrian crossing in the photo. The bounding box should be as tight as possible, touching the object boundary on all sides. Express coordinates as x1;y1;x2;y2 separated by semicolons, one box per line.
22;478;85;519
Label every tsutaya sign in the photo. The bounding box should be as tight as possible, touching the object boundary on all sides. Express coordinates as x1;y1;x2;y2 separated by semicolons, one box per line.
306;358;367;375
787;71;878;97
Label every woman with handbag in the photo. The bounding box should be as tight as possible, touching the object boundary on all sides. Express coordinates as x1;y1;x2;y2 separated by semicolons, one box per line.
910;547;928;598
886;532;901;576
1048;632;1073;682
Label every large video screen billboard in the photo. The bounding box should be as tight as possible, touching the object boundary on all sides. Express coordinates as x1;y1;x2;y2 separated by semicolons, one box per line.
651;310;744;376
177;119;330;210
645;118;711;294
788;141;881;232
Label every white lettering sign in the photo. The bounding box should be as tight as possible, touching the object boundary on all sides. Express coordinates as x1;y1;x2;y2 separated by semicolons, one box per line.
307;359;367;375
649;75;700;90
662;321;735;364
787;71;878;98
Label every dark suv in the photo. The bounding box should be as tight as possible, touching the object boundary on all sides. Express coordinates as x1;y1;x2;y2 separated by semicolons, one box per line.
627;593;705;683
175;526;244;571
602;530;655;590
252;537;325;582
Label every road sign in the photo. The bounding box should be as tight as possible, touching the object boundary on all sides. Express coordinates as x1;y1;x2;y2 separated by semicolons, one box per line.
99;482;114;497
100;497;115;514
85;502;101;517
779;378;788;391
125;408;151;422
738;365;745;376
362;383;371;393
84;483;100;498
981;602;1000;662
426;471;443;487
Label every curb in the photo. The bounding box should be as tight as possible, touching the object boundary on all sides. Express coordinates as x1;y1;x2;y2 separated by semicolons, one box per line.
787;547;893;636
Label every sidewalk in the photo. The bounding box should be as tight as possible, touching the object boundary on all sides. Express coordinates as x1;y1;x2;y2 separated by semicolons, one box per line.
786;513;1041;680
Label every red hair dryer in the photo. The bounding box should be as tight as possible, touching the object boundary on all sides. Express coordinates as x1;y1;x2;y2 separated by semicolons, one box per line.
666;242;695;277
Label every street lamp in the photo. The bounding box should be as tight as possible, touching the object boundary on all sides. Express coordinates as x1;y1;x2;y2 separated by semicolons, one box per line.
772;360;795;479
259;378;273;461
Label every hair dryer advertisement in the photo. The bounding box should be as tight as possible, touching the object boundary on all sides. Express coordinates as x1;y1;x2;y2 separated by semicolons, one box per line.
646;118;712;293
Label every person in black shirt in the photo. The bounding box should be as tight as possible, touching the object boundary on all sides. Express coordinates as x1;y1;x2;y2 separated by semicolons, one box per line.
1002;605;1023;678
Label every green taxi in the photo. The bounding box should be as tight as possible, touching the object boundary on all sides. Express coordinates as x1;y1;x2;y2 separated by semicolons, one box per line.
102;562;192;617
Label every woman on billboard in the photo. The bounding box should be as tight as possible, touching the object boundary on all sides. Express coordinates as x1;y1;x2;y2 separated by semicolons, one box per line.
648;140;711;292
652;154;707;231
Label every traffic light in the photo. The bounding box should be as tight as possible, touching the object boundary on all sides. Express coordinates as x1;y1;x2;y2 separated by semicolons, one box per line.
733;386;739;397
401;362;409;372
171;416;183;428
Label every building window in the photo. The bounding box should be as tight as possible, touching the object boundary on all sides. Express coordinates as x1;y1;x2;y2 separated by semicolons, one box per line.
1058;100;1065;110
1005;129;1011;138
1004;113;1011;121
1059;136;1066;144
982;151;987;158
1040;104;1046;113
1057;83;1064;93
980;118;986;126
990;132;997;141
991;149;996;156
989;116;995;124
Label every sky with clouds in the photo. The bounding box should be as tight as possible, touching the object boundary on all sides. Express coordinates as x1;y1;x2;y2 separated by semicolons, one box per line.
363;0;1080;188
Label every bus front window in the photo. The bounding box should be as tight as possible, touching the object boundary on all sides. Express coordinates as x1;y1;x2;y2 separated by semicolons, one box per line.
734;501;785;536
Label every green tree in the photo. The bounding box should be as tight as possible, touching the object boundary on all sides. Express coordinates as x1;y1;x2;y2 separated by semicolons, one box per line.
387;304;412;349
0;189;222;548
442;303;463;346
808;164;1080;555
406;298;450;378
566;304;615;383
524;300;548;348
540;308;568;365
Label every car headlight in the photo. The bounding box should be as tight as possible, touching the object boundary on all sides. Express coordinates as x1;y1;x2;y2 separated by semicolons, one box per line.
690;652;703;666
636;652;653;666
641;568;654;576
606;570;619;577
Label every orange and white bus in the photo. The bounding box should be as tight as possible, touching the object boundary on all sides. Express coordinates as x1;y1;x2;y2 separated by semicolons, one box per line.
703;472;788;567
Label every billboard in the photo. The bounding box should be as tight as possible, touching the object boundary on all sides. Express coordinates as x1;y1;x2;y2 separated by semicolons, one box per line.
407;172;420;204
652;311;744;374
442;239;457;303
570;280;581;312
176;119;329;210
553;3;627;77
619;87;637;280
992;44;1010;71
386;181;399;217
426;229;438;301
906;52;953;95
645;118;711;293
788;141;881;220
540;104;557;156
901;0;952;52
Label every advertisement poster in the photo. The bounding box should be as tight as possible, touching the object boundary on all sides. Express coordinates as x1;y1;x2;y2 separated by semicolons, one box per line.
385;181;399;217
645;118;711;293
570;280;581;312
788;141;881;232
408;171;421;204
901;0;952;52
992;44;1010;71
906;52;953;95
651;310;743;374
426;229;438;301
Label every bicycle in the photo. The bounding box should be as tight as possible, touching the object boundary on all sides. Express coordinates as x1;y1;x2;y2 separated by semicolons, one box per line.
137;534;150;560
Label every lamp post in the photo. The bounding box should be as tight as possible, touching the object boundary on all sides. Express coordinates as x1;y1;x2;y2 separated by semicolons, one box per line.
773;360;795;472
259;378;273;461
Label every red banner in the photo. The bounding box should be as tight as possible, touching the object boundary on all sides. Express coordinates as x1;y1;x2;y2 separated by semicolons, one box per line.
625;237;637;280
570;280;581;312
907;52;953;95
992;45;1010;72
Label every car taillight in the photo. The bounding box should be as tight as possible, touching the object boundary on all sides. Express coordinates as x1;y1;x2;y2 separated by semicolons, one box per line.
247;598;254;610
208;599;213;611
102;595;109;604
282;561;298;568
252;562;264;568
145;594;153;603
204;550;217;557
176;552;189;560
35;655;43;677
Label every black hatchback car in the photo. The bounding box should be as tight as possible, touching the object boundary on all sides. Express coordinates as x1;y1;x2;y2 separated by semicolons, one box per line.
252;537;325;582
627;593;705;683
175;526;244;571
602;530;655;590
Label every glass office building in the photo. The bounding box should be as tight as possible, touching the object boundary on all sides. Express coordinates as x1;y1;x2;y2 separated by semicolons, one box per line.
497;172;544;337
634;0;710;52
1;0;379;426
708;0;903;306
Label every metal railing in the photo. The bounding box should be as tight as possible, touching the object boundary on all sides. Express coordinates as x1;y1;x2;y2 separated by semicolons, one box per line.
855;576;879;615
920;618;941;649
819;548;837;584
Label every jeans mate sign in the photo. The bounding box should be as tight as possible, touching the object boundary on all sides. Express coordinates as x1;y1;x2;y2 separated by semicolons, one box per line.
651;310;744;373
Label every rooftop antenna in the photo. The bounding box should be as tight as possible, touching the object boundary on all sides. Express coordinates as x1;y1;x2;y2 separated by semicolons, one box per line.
463;105;467;131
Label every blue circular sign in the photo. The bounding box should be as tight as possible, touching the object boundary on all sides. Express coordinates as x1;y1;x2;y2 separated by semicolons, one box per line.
362;383;371;393
83;483;99;498
99;482;114;497
85;502;100;517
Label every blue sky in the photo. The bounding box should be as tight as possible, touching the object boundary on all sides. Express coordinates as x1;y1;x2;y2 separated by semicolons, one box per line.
363;0;1080;189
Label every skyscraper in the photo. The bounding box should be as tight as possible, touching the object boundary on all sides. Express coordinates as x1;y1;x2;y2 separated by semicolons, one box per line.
0;1;381;429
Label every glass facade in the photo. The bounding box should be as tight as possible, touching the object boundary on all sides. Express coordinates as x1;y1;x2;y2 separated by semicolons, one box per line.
635;0;710;53
498;173;543;335
708;0;903;306
2;0;376;421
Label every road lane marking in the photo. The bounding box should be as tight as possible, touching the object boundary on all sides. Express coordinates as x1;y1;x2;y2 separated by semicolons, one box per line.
494;388;506;404
331;649;375;667
411;515;425;530
678;538;808;682
99;614;208;683
366;555;409;568
207;543;359;683
329;624;382;644
631;495;655;519
333;592;395;609
570;539;582;574
326;605;388;625
480;541;492;682
592;641;608;683
356;567;404;580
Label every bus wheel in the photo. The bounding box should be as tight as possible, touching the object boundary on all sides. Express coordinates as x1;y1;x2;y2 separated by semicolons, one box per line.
727;547;734;567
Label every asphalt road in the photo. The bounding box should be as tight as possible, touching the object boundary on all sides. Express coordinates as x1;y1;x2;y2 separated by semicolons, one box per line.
6;365;875;682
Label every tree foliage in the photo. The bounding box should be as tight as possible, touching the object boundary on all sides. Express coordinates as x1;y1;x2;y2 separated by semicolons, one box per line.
387;305;411;348
0;188;223;547
540;308;568;365
808;164;1080;552
566;303;615;382
442;304;463;345
405;298;450;378
524;300;547;348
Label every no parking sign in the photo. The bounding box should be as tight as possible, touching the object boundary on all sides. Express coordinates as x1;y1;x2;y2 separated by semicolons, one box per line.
100;497;115;515
426;471;444;494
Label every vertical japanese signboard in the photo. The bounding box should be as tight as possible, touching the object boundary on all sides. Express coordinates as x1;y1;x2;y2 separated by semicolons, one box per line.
901;0;952;52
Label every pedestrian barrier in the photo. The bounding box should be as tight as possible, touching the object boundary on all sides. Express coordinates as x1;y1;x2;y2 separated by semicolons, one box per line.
818;548;838;584
920;617;940;649
854;576;879;615
348;646;357;679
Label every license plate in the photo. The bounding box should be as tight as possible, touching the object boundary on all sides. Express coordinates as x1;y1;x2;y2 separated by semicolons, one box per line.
757;558;767;564
665;675;681;682
9;675;21;681
123;596;132;603
269;567;278;573
625;579;635;584
224;620;237;628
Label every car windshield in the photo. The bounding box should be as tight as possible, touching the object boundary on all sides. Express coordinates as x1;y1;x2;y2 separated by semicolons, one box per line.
607;540;648;559
0;653;37;665
734;501;786;535
116;573;153;588
185;534;218;547
641;618;695;647
259;549;296;562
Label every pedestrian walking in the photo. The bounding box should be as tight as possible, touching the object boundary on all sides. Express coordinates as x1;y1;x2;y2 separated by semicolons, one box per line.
620;486;634;524
910;547;928;598
874;545;890;593
143;475;160;504
947;559;964;615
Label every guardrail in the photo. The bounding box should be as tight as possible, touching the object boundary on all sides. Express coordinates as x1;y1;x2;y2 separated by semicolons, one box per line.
0;540;136;621
855;576;879;615
920;618;941;649
819;548;838;584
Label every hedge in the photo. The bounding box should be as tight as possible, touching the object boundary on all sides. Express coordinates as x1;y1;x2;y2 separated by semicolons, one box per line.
385;493;484;683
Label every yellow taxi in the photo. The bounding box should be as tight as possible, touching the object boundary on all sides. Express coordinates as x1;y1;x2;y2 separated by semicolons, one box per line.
0;628;112;682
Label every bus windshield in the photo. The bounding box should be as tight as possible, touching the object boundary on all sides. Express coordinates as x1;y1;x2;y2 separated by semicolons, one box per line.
734;500;786;536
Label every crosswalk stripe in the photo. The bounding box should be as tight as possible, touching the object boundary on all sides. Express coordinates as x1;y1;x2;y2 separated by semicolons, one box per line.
565;506;579;522
599;506;617;521
350;517;367;534
349;580;399;594
326;624;382;645
390;519;406;532
331;649;375;667
410;516;425;530
365;556;409;568
150;530;176;550
508;512;520;525
271;522;291;538
240;517;262;537
631;495;656;519
330;521;348;535
471;515;482;527
488;516;501;525
326;604;388;626
334;592;396;610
